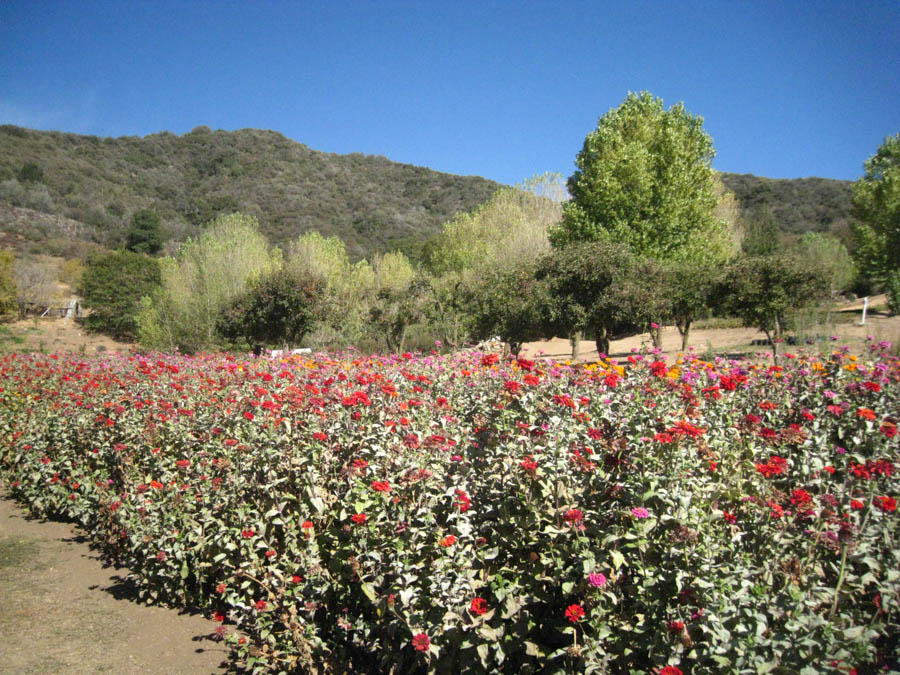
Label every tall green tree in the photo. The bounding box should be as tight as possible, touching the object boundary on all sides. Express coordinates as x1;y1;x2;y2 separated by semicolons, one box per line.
790;232;856;295
137;213;278;352
79;251;161;339
218;268;323;350
851;133;900;283
551;92;728;263
126;208;164;255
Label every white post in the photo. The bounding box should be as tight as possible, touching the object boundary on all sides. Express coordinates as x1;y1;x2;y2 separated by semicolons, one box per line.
858;296;868;326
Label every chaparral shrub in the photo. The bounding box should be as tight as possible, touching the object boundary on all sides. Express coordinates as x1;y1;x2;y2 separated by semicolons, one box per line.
0;342;897;673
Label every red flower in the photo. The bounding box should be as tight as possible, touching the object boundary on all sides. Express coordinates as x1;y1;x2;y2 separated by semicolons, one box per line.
503;380;522;394
722;510;736;524
470;597;489;615
863;381;881;392
243;411;255;421
660;668;684;675
454;489;471;513
439;534;456;547
874;496;897;512
351;513;367;524
255;599;267;610
667;620;684;632
790;489;813;507
265;550;276;559
520;455;538;476
481;353;499;367
850;499;865;510
176;459;190;468
371;481;391;492
291;575;302;584
650;361;668;377
565;604;585;623
302;520;314;529
216;583;227;594
411;632;430;652
564;508;584;525
213;611;225;622
857;407;876;420
881;421;898;438
241;529;255;538
312;431;328;441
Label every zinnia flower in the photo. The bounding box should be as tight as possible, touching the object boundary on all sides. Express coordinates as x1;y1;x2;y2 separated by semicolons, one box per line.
631;507;649;519
565;604;585;623
411;632;430;652
470;597;489;615
587;572;607;587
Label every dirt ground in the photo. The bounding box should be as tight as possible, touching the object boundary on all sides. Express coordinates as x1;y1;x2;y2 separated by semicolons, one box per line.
0;492;232;674
521;295;899;363
2;316;132;355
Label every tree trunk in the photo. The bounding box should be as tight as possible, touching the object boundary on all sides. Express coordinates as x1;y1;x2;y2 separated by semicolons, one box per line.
680;321;691;352
509;340;521;357
649;324;663;349
595;326;610;357
571;331;581;361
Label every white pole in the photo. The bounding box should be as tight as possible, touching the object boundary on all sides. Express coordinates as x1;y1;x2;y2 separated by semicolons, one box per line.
858;296;868;326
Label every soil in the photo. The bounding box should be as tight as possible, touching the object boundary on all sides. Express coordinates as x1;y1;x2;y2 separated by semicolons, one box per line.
0;492;232;674
521;296;899;363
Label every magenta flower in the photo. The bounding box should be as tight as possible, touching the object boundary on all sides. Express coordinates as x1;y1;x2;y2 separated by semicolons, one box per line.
631;507;650;519
588;572;607;587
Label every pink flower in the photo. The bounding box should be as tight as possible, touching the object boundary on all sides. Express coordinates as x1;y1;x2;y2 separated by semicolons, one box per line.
631;507;649;519
588;572;607;587
411;632;430;652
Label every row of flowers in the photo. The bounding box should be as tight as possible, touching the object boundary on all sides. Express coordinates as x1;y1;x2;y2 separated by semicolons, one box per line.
0;342;897;673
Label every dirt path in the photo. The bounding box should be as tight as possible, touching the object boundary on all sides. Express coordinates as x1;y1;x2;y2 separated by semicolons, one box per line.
521;310;900;363
0;491;231;674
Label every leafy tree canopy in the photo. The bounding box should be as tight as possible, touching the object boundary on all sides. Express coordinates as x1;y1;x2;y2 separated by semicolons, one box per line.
852;133;900;282
125;208;164;255
79;250;161;339
552;92;725;263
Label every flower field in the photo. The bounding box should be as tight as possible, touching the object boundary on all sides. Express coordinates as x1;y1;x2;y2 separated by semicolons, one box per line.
0;344;898;674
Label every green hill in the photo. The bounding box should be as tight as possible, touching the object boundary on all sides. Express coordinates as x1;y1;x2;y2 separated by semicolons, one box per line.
0;124;856;260
0;125;501;259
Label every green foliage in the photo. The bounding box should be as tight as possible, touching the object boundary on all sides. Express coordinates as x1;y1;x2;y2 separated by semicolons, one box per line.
885;269;900;316
79;250;161;339
125;208;164;255
137;213;278;352
537;241;663;354
852;133;900;283
2;347;897;672
425;187;559;276
661;261;719;351
553;92;724;263
18;162;43;183
218;268;323;350
0;249;17;319
741;204;783;256
722;173;854;236
366;252;426;353
790;231;856;294
0;126;500;259
715;254;830;357
467;262;550;355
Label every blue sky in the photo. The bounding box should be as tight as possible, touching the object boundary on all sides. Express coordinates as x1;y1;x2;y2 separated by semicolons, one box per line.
2;1;898;185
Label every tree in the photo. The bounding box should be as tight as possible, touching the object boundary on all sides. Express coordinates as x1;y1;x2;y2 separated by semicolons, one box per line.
715;255;829;362
0;250;17;319
468;262;550;356
551;92;726;263
366;252;426;353
741;205;782;256
126;209;164;255
537;241;662;356
661;261;718;352
790;232;856;295
851;133;900;284
13;256;56;316
79;251;161;339
218;268;323;350
136;213;278;352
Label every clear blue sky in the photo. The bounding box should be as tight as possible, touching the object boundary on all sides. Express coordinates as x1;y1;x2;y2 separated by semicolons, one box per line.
2;1;898;185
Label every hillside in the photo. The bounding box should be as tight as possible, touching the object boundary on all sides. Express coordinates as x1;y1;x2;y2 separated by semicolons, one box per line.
0;125;856;260
0;125;501;259
719;172;854;236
